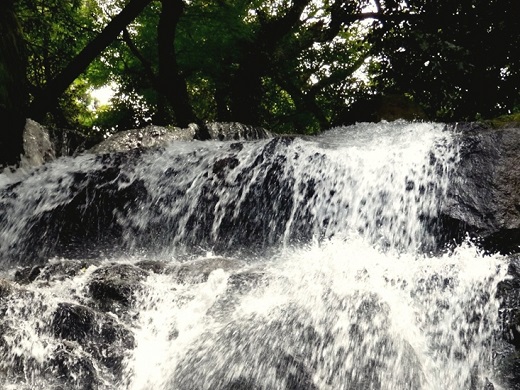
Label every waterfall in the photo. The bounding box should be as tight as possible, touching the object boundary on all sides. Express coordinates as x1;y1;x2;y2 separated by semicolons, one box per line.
0;122;509;389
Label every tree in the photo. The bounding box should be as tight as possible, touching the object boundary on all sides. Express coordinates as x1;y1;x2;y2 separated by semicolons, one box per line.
0;0;27;167
174;0;382;132
89;0;384;133
373;0;520;121
7;0;519;153
29;0;154;123
15;0;100;129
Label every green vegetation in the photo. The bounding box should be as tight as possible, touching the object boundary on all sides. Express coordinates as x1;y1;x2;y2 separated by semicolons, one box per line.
485;113;520;129
1;0;519;166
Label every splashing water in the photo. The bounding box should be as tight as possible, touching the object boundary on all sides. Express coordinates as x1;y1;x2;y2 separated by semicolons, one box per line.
0;122;509;389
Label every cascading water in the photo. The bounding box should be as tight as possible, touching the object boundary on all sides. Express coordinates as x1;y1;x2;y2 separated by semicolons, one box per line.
0;122;509;389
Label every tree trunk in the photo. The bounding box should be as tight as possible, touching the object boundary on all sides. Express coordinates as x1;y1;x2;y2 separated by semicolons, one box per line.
229;0;311;125
156;0;198;127
229;52;264;125
29;0;153;122
0;0;27;167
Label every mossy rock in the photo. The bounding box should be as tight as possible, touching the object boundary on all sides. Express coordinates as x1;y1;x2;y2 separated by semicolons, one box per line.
483;113;520;129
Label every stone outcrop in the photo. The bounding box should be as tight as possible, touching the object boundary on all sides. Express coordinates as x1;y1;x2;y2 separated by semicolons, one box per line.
88;122;272;154
441;123;520;253
496;255;520;389
203;122;272;141
87;124;196;154
4;120;271;171
2;123;519;267
22;118;56;167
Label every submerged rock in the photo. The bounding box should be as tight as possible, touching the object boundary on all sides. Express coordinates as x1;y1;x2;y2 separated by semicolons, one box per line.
0;260;139;388
173;295;423;390
52;301;135;377
87;263;148;310
168;257;246;284
50;346;98;390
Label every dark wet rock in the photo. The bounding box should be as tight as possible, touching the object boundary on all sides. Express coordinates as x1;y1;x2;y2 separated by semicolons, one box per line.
441;124;520;254
207;269;267;319
275;353;319;390
1;123;519;266
185;136;301;251
213;156;240;179
52;302;96;342
0;135;296;266
135;259;168;274
495;255;520;388
88;316;135;375
497;354;520;390
0;134;310;265
203;122;272;141
0;279;12;299
172;320;319;390
87;263;148;309
50;346;98;390
168;257;245;284
52;301;135;377
13;264;43;284
22;119;56;168
36;156;148;261
88;124;196;154
38;259;97;282
0;150;149;265
497;256;520;349
226;270;266;294
14;260;98;285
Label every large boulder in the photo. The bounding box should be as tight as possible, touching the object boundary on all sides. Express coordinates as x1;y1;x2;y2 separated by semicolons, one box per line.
88;122;272;154
88;124;196;154
87;263;148;311
172;296;422;390
441;123;520;253
22;118;56;167
0;151;150;265
0;136;296;265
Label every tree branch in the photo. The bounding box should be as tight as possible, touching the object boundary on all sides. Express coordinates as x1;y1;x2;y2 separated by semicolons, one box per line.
121;28;156;83
29;0;153;121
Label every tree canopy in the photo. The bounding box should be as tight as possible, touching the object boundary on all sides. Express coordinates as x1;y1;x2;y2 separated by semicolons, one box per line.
1;0;519;166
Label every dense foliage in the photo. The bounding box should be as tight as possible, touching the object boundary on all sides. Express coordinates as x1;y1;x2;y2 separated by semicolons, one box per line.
375;0;520;121
3;0;520;146
15;0;99;128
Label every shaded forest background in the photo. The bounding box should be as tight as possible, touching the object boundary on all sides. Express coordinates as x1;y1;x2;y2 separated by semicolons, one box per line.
1;0;519;167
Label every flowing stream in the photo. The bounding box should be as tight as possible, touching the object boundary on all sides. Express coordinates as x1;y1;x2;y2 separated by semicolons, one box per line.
0;122;509;389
